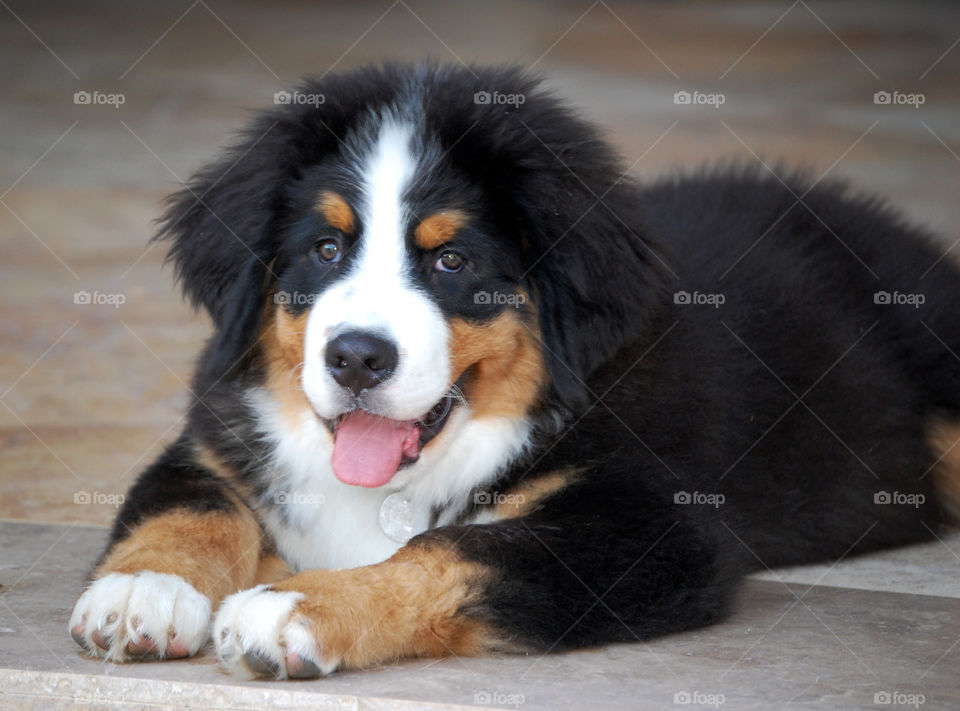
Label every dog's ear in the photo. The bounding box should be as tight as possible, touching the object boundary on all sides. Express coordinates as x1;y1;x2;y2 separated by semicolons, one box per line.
510;103;666;412
523;182;665;413
426;65;667;412
201;253;273;379
154;84;357;374
153;112;297;329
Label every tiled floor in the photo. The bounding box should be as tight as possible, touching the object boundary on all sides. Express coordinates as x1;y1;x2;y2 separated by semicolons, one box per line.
1;0;959;708
2;520;959;710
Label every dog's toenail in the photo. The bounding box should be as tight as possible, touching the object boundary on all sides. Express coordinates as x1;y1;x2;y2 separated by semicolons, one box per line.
243;650;281;677
71;628;87;649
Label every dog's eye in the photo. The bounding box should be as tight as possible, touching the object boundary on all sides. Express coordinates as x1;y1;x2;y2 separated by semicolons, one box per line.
435;250;465;273
312;238;342;264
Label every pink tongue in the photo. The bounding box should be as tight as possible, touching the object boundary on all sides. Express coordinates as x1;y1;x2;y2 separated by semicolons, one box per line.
332;411;421;487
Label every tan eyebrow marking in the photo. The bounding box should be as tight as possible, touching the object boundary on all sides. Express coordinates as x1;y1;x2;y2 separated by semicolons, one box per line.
316;190;355;233
414;210;468;250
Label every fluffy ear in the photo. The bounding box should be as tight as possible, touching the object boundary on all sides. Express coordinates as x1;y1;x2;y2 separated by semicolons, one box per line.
153;80;362;327
200;254;273;379
153;112;296;328
155;63;411;327
421;65;667;412
522;178;666;412
511;101;666;412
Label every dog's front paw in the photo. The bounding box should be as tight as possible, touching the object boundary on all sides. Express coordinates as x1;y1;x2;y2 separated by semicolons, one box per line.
68;571;211;661
214;585;334;679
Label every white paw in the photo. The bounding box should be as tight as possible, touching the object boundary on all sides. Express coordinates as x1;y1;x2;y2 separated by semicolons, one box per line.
68;571;211;661
214;585;334;679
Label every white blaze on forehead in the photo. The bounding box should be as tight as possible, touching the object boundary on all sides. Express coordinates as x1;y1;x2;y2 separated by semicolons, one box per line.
355;120;417;282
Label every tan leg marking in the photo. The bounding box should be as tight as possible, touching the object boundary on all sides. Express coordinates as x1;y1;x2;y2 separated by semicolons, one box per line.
254;554;294;586
96;508;263;605
271;542;505;669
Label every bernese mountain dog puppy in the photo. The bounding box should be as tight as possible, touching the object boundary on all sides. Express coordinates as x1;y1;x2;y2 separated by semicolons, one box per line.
69;62;960;679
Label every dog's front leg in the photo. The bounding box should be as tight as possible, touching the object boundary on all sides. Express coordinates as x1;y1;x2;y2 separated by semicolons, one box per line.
214;476;736;679
68;442;291;661
214;538;501;678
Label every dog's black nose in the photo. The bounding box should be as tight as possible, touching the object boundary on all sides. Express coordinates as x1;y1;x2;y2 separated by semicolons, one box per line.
325;331;399;395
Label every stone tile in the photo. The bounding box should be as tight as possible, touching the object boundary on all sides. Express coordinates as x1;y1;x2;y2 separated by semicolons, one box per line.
0;426;173;527
1;521;958;710
749;530;960;598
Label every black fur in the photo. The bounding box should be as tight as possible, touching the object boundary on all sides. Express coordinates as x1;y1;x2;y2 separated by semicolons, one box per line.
111;62;959;653
102;437;236;554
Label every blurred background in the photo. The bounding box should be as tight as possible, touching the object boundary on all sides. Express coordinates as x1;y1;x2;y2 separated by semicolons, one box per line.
2;0;959;527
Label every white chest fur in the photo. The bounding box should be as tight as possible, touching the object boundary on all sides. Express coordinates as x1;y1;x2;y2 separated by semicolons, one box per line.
248;388;530;571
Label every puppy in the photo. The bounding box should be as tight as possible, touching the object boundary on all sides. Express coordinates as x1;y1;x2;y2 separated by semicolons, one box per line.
69;62;960;679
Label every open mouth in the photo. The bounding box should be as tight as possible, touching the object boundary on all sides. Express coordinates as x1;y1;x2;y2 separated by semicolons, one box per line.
319;383;463;488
